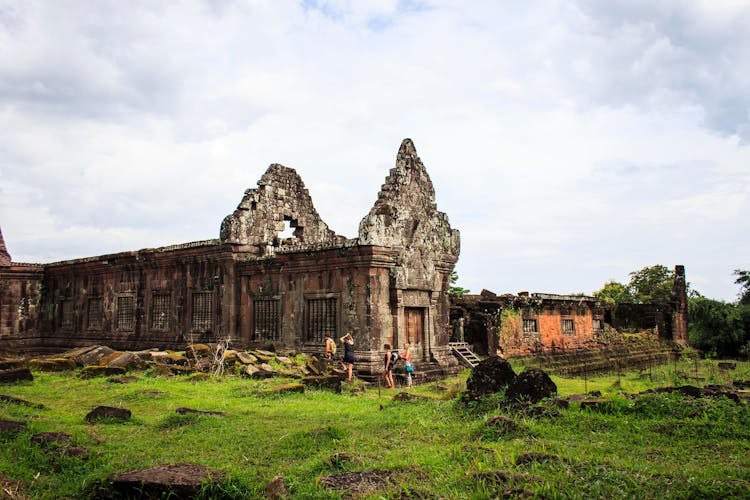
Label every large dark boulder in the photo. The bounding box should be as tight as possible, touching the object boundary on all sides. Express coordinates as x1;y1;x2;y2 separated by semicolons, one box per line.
505;368;557;403
465;356;516;399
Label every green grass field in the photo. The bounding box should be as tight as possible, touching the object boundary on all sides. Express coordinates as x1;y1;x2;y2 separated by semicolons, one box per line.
1;357;749;499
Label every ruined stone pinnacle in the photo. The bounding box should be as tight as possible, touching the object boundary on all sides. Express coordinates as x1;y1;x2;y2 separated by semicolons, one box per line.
0;226;11;266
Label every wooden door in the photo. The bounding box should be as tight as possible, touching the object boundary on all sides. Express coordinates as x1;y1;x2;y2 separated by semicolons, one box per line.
404;308;424;346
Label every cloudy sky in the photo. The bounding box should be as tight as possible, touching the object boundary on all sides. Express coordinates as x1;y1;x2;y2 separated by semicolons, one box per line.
1;0;749;301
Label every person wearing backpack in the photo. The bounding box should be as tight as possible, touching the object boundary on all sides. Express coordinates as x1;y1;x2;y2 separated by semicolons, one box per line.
383;343;399;389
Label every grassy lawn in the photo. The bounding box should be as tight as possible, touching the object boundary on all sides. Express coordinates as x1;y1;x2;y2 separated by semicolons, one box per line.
1;357;749;498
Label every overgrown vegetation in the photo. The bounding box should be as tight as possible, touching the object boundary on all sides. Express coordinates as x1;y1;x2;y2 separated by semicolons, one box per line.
594;265;750;358
1;357;749;498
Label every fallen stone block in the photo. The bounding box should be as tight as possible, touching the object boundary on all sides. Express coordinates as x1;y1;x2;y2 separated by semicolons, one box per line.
185;344;211;359
0;368;34;384
464;356;516;400
0;419;28;436
579;397;613;411
260;383;304;395
236;351;258;364
106;352;145;370
485;415;518;432
0;359;25;370
80;366;127;379
29;358;76;372
515;452;559;466
111;463;225;498
67;345;117;366
302;375;342;393
85;406;131;423
30;432;71;447
175;407;227;417
0;394;44;408
505;368;557;404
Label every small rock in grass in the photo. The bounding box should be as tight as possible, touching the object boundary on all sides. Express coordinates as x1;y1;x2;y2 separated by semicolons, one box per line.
175;407;227;417
485;415;518;432
265;476;288;499
260;384;304;395
515;452;559;466
0;394;44;408
0;419;27;436
85;406;131;423
30;432;71;446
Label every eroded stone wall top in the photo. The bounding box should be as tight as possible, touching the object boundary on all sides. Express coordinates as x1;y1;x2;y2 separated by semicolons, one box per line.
220;163;343;248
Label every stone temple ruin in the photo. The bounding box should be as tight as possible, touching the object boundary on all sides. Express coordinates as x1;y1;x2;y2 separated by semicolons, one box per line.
0;139;462;380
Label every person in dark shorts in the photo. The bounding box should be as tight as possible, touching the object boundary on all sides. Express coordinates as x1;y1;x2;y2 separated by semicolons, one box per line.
383;343;398;389
340;333;355;381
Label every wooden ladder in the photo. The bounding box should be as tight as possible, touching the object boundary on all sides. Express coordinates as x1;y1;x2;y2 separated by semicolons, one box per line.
449;342;481;368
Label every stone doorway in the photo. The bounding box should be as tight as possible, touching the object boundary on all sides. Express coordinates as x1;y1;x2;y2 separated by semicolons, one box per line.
404;307;424;349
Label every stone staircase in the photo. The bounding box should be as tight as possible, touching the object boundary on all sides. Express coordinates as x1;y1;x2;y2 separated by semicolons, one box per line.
449;342;482;368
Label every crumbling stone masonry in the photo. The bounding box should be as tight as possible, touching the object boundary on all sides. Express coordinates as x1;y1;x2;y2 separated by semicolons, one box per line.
451;265;689;358
0;139;461;380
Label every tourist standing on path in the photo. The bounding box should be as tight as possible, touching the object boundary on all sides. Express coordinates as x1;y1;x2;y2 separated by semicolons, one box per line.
340;333;355;381
401;342;413;387
383;343;397;389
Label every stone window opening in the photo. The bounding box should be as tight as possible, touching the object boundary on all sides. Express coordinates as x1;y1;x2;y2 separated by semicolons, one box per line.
592;318;603;333
191;291;214;332
61;300;74;331
254;298;280;341
523;318;538;334
276;217;302;245
306;297;337;342
116;295;135;332
150;293;171;332
87;298;103;331
562;318;575;335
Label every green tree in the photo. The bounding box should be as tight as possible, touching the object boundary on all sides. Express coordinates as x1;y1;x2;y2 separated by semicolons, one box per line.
734;269;750;305
593;280;633;304
688;296;749;356
627;265;674;303
449;271;470;297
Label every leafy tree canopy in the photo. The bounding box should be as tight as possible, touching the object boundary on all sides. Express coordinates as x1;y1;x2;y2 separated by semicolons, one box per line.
627;265;674;303
734;269;750;305
689;296;750;357
449;271;470;297
593;280;633;304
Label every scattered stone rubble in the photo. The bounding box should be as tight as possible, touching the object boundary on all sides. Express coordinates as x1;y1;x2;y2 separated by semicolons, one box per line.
0;344;348;390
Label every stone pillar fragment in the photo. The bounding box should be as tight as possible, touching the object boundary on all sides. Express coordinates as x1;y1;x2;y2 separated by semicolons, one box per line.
671;265;688;344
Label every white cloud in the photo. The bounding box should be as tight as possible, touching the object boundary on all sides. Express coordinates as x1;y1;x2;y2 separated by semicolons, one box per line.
0;0;748;302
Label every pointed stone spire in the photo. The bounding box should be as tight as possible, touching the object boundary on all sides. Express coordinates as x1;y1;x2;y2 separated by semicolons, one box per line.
359;138;460;289
0;225;11;266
